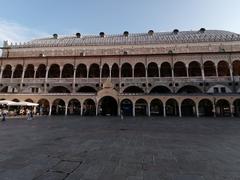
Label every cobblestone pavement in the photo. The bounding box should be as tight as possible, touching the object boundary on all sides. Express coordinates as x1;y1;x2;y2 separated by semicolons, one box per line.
0;116;240;180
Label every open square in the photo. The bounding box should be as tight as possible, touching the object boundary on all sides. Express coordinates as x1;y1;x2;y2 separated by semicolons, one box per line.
0;117;240;180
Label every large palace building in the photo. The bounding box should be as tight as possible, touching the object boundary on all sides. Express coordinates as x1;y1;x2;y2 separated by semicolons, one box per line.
1;28;240;117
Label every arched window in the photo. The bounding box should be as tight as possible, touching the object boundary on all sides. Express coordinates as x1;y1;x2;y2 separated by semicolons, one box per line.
217;61;230;76
177;85;202;93
13;64;23;78
123;86;144;93
181;99;196;117
149;86;171;94
150;99;163;116
48;64;60;78
76;64;87;78
121;63;132;77
148;62;158;77
232;60;240;76
165;99;179;116
204;61;216;76
160;62;172;77
36;64;46;78
111;63;119;77
62;64;74;78
89;64;100;78
198;99;213;117
134;63;145;77
135;99;148;116
188;61;201;77
174;62;186;77
102;64;110;78
2;65;12;78
49;86;70;93
24;64;34;78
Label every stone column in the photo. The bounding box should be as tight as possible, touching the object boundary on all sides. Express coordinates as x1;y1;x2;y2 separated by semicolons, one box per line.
133;102;135;117
147;103;151;117
20;66;26;91
45;66;49;93
60;66;63;79
196;103;199;118
158;64;161;78
100;66;102;84
229;64;233;81
186;64;189;77
109;66;112;79
215;64;218;78
87;66;89;79
96;101;98;116
34;66;37;79
163;104;166;117
10;66;15;82
0;66;4;83
80;105;83;116
65;104;68;116
73;66;77;93
178;103;182;117
201;65;205;81
48;104;52;116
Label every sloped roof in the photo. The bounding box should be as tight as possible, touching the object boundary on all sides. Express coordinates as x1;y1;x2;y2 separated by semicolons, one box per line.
9;30;240;48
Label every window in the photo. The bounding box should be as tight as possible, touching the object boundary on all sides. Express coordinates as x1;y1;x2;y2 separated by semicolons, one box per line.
214;87;219;93
221;87;226;93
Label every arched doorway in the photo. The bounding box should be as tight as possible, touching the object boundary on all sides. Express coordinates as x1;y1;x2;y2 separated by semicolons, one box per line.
166;99;179;116
51;99;65;115
37;99;50;115
121;99;133;116
216;99;231;117
135;99;148;116
148;62;159;77
68;99;81;115
198;99;213;117
174;62;187;77
181;99;196;117
99;96;117;116
233;99;240;117
188;61;201;77
150;99;163;116
83;99;96;116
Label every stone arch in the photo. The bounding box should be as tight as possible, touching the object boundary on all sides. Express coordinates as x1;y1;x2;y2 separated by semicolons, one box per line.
12;99;20;102
111;63;119;78
98;96;118;116
49;86;71;93
174;62;187;77
48;64;60;78
135;99;148;116
51;99;65;115
181;99;196;117
102;64;110;78
149;85;171;94
0;86;8;93
13;64;23;78
24;64;34;78
198;99;214;117
233;99;240;117
177;85;202;94
150;99;163;116
2;65;12;78
207;85;232;93
204;61;216;76
25;98;33;102
134;63;145;77
123;86;144;93
188;61;201;77
121;99;133;116
36;64;46;78
37;98;50;115
83;99;96;116
89;63;100;78
121;63;132;77
76;64;87;78
165;99;179;116
77;86;97;93
216;99;231;117
62;64;74;78
218;61;230;76
148;62;159;77
232;60;240;76
68;99;81;115
161;62;172;77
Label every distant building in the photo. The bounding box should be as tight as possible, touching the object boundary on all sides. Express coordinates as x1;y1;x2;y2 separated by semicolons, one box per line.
1;29;240;117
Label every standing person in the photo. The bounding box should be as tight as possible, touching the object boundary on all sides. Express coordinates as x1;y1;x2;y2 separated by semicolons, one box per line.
2;109;7;121
30;109;33;120
120;109;124;120
26;109;31;120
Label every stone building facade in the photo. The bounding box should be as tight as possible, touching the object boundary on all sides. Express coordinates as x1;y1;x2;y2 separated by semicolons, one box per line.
1;29;240;117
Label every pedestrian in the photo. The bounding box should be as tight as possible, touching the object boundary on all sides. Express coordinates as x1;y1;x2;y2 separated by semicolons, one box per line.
30;109;33;119
2;109;7;121
120;109;124;120
27;109;31;120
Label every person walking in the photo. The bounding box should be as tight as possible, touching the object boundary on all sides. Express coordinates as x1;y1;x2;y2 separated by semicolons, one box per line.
2;109;7;121
27;109;31;120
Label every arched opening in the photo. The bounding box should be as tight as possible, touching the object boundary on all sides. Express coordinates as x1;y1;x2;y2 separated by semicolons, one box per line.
232;60;240;76
98;96;117;116
160;62;172;77
121;63;132;77
62;64;74;78
83;99;96;116
149;86;171;94
204;61;216;76
134;63;145;77
177;85;202;94
77;86;97;93
36;64;46;78
0;86;8;93
13;64;23;78
218;61;230;76
68;99;81;115
198;99;214;117
89;63;100;78
48;64;60;78
12;99;20;102
111;63;119;78
216;99;231;117
181;99;196;117
174;62;187;77
49;86;70;93
51;99;65;115
37;99;50;115
123;86;144;93
188;61;201;77
150;99;163;116
135;99;148;116
25;98;33;103
102;64;110;78
24;64;34;78
166;99;179;116
233;99;240;117
148;62;159;77
2;65;12;78
121;99;133;116
76;64;87;78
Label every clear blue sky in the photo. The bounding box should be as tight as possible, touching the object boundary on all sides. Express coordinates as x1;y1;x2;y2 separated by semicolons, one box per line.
0;0;240;44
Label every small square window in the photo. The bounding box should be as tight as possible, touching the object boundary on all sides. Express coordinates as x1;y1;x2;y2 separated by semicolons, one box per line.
221;87;226;93
214;87;219;93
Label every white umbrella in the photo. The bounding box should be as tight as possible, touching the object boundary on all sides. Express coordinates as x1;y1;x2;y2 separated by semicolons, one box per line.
26;102;39;106
0;100;15;105
8;101;29;106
